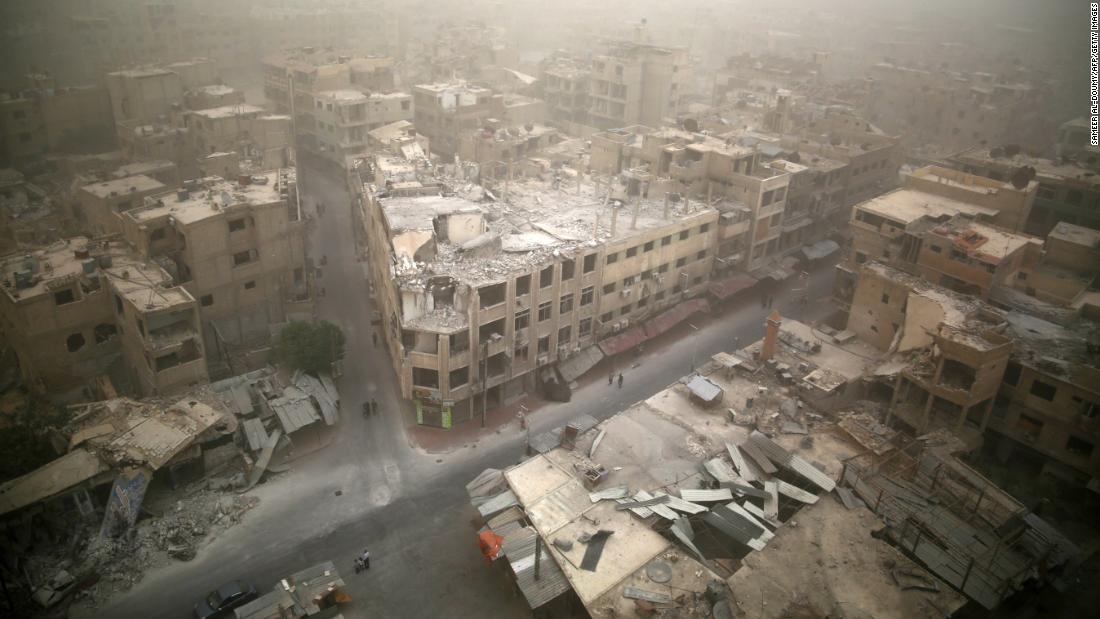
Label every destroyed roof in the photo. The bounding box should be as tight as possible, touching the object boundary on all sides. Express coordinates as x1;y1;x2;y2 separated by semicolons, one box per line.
863;262;984;327
1004;311;1100;378
112;160;175;178
855;188;998;226
103;256;195;310
0;449;110;516
80;174;165;198
367;120;415;144
126;171;286;225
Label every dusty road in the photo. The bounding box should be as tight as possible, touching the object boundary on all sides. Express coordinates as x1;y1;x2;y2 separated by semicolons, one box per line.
83;159;839;619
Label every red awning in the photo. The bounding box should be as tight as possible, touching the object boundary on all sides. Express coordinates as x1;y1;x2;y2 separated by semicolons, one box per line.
707;274;758;300
598;326;649;356
643;298;710;339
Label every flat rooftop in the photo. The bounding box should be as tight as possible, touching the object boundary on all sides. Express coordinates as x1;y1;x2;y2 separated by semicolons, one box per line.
188;104;266;119
1005;311;1100;378
1049;221;1100;248
127;171;285;226
909;164;1031;195
112;160;175;179
80;174;165;199
928;217;1036;262
952;148;1100;187
104;258;194;311
856;188;998;226
414;82;492;95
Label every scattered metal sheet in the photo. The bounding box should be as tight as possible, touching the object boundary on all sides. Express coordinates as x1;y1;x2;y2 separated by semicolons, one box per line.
763;481;779;522
726;443;757;482
501;526;571;609
672;517;694;540
748;431;836;492
478;490;519;519
241;418;269;452
614;496;669;510
703;458;738;483
892;568;940;593
646;561;673;584
669;519;707;564
615;496;654;518
680;488;734;503
739;439;779;474
653;490;707;514
635;489;679;521
741;501;779;528
722;501;774;545
623;586;672;604
835;486;863;510
589;485;630;503
781;421;807;435
589;429;606;458
580;530;613;571
718;481;766;498
776;480;819;504
704;506;766;551
244;428;282;491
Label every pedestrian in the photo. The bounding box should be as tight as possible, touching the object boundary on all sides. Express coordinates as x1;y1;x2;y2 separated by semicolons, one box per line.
356;549;370;572
608;371;614;385
617;373;624;389
370;398;378;415
372;332;378;347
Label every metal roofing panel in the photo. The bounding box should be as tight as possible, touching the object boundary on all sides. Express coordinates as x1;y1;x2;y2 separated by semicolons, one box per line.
685;376;723;402
242;418;269;452
478;489;519;519
527;479;591;534
680;488;734;503
558;345;605;382
643;298;709;339
703;458;737;483
748;431;836;492
500;526;571;609
597;325;649;356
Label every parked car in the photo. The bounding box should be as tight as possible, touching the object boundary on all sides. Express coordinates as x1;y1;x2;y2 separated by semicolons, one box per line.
193;580;258;619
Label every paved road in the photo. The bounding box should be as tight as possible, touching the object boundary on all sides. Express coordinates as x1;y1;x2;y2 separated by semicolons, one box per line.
83;160;840;618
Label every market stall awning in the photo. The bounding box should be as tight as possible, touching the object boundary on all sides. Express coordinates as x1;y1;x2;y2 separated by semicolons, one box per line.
643;298;710;339
598;326;649;356
708;273;758;300
558;345;605;382
800;239;840;261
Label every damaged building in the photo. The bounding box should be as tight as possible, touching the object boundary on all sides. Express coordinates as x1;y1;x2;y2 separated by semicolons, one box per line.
356;153;722;426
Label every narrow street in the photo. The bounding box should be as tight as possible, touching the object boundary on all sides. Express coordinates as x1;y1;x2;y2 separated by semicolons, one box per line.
83;161;840;619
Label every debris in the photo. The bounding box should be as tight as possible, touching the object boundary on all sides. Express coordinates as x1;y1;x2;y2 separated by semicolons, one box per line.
717;481;766;499
738;439;779;475
835;486;863;510
580;530;613;571
653;491;707;514
726;443;757;482
892;568;941;593
781;421;807;435
589;429;606;458
703;458;738;483
748;431;835;492
775;480;819;504
646;561;673;583
589;485;630;503
614;495;669;510
623;586;673;604
243;428;282;491
680;488;734;503
553;537;573;551
763;481;779;522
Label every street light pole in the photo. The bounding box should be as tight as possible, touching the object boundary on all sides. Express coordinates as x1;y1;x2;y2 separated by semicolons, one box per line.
688;323;699;372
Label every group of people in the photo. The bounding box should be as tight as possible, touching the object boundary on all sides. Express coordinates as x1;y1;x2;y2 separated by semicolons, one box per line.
354;549;371;573
608;371;624;388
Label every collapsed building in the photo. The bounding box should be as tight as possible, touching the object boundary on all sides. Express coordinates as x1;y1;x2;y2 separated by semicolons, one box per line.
355;153;726;426
467;313;1075;617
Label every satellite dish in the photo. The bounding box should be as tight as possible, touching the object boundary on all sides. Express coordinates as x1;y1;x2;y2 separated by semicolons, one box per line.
683;118;699;133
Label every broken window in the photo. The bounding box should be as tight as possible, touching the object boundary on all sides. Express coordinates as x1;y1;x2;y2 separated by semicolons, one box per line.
228;218;246;233
1066;435;1095;458
487;352;507;377
233;249;256;266
603;282;616;294
54;288;76;306
621;303;632;314
200;294;214;307
479;319;505;343
581;286;594;306
583;254;597;273
449;332;469;354
412;367;439;389
606;252;619;265
676;257;687;267
579;318;592;337
538;335;550;354
66;332;86;352
244;281;256;290
1029;379;1057;402
514;309;529;331
939;358;976;391
150;227;167;241
479;282;506;309
449;366;469;388
679;230;690;241
1016;414;1044;442
623;275;635;286
1075;396;1099;419
699;223;710;234
561;259;575;281
558;325;572;345
538;301;552;322
94;323;118;344
1003;362;1022;386
625;246;638;258
644;241;655;253
637;296;648;308
560;294;574;314
515;274;531;296
514;344;529;362
600;312;612;324
697;250;707;261
658;263;669;274
114;294;124;314
661;235;671;246
540;265;553;288
881;293;890;305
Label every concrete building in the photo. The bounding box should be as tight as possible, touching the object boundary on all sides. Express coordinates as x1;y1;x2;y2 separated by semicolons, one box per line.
944;147;1100;235
105;59;218;127
904;165;1036;232
365;120;429;155
184;104;293;169
183;84;245;112
540;60;590;127
457;123;561;167
413;83;495;160
120;170;310;351
586;42;690;130
355;155;720;427
76;174;169;236
0;238;208;399
0;78;115;166
310;90;412;165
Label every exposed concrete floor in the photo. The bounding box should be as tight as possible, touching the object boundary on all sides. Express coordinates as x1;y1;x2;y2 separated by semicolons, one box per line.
77;157;841;619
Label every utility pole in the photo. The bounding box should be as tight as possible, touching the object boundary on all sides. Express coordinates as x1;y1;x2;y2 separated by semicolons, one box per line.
688;323;700;372
481;340;488;427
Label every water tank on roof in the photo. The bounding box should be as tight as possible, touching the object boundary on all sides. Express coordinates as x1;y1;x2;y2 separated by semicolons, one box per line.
82;259;97;275
14;271;33;289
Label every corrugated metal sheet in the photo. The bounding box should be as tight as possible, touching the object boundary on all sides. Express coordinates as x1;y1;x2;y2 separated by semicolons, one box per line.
748;431;836;492
680;488;734;503
686;376;723;403
242;418;269;452
703;458;737;483
707;274;758;300
643;298;709;339
775;480;819;504
528;479;590;534
500;526;571;609
598;326;649;356
478;490;518;519
558;345;605;382
652;490;706;514
726;443;757;482
269;386;322;434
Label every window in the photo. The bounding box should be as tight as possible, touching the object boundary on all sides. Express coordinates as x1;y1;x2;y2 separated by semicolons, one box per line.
150;228;166;241
641;270;653;280
606;252;619;265
696;250;707;261
412;367;439;388
637;296;648;308
94;323;117;344
514;344;529;362
228;218;246;232
244;281;256;290
929;245;942;254
479;282;505;308
561;259;575;281
626;246;638;258
1002;362;1022;386
540;266;553;288
233;250;255;266
661;235;671;246
579;318;592;336
643;241;654;253
54;289;76;305
449;367;469;387
881;293;890;304
581;286;594;306
514;309;529;331
1029;379;1057;401
558;325;572;344
855;251;868;264
623;275;635;286
538;335;550;354
200;294;214;307
692;276;703;285
679;230;690;241
559;293;574;314
658;263;669;274
621;303;632;314
603;282;616;294
66;332;86;352
114;294;124;314
699;223;710;234
600;312;612;323
655;290;666;301
583;254;597;273
538;301;552;321
676;257;687;267
515;274;531;296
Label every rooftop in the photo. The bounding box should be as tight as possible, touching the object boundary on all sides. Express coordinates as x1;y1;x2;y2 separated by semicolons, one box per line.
952;147;1100;187
112;160;175;179
414;82;492;95
1048;221;1100;248
80;174;165;199
1004;311;1100;379
856;188;998;226
189;84;237;96
187;104;267;119
126;171;286;226
909;164;1034;195
927;217;1037;262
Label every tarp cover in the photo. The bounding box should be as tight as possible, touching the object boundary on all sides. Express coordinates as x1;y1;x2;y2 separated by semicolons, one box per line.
643;298;710;339
708;274;758;300
686;376;723;403
598;326;649;356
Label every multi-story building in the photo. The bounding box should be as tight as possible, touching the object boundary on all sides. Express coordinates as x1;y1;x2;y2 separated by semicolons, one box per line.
0;238;207;399
540;60;590;127
0;76;115;166
310;90;412;165
904;165;1036;233
105;59;218;127
355;156;720;427
944;147;1100;235
76;174;169;236
183;84;245;112
590;125;788;272
586;42;690;130
184;104;293;170
120;170;310;350
456;122;560;167
412;83;495;160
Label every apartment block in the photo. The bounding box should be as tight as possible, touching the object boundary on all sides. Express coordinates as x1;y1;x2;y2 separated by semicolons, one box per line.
0;238;207;399
944;147;1100;235
904;165;1036;232
1003;222;1100;314
184;105;293;169
587;43;690;130
183;84;245;112
412;83;495;160
355;155;719;427
76;174;169;236
120;170;309;350
457;123;561;167
311;90;412;165
0;77;114;166
541;60;590;126
105;59;217;126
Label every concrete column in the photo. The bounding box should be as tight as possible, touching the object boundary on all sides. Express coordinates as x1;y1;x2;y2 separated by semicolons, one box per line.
956;403;969;429
920;393;934;432
885;374;903;425
979;397;995;433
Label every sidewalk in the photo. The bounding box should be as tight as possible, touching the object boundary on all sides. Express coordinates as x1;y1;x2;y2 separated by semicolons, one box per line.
406;392;542;454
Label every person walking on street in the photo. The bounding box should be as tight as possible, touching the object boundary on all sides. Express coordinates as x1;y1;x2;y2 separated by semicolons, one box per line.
617;373;624;389
370;398;378;415
356;549;370;572
608;371;614;385
372;332;378;347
